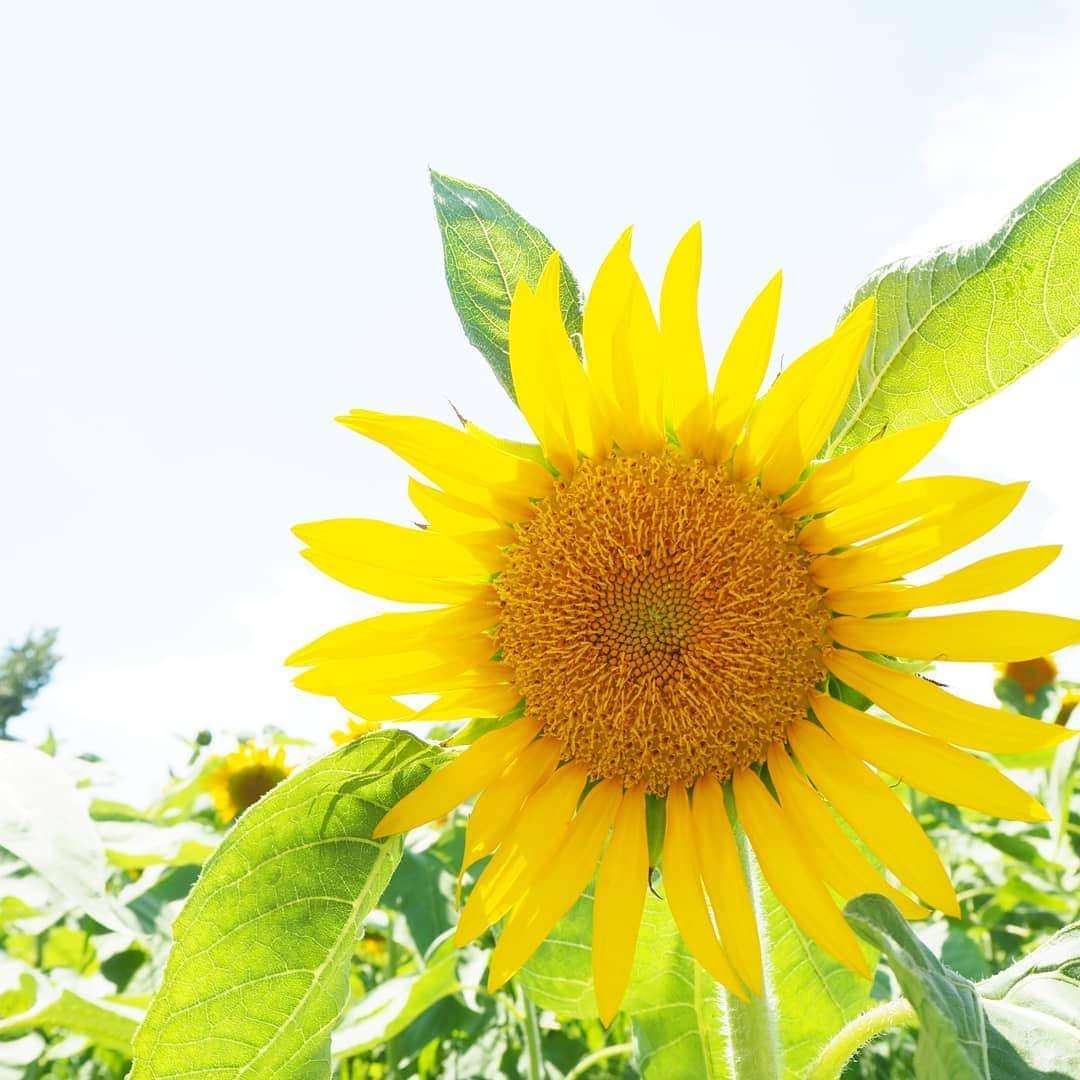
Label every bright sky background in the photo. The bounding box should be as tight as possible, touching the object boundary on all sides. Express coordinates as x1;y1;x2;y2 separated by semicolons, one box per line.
4;1;1080;799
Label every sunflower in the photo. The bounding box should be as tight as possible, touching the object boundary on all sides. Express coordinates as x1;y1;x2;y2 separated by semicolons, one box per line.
996;655;1058;701
208;742;292;823
331;716;382;746
289;226;1080;1023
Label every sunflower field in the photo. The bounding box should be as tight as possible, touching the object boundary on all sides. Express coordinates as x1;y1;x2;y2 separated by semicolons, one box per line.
4;158;1080;1080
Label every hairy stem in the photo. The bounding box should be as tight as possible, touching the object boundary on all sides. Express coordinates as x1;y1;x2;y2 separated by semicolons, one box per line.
807;999;918;1080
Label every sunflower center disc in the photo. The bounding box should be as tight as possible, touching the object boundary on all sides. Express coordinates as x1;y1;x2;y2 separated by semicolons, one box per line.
494;451;830;792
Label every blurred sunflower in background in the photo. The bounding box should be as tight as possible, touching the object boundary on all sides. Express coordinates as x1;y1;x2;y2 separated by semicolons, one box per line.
331;716;383;745
290;226;1080;1023
208;742;292;823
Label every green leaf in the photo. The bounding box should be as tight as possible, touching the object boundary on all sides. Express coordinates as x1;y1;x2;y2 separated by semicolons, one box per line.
829;156;1080;453
978;923;1080;1076
0;742;133;934
845;894;989;1079
98;819;219;870
0;969;140;1054
848;897;1080;1078
519;856;871;1078
129;729;446;1080
431;170;584;399
331;932;485;1058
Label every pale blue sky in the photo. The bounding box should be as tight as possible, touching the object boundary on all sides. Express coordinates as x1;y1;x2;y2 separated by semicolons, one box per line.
3;1;1080;795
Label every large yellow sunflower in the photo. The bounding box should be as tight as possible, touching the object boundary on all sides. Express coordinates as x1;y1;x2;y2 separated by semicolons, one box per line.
208;742;292;824
289;226;1079;1023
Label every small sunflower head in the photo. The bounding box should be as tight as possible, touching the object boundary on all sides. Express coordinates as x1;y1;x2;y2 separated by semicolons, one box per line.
331;717;382;746
997;655;1058;700
208;742;291;823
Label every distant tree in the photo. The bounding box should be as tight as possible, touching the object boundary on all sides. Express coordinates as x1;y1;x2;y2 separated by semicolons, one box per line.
0;628;61;739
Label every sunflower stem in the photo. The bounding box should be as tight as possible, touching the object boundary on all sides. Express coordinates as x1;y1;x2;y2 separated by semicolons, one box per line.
723;794;783;1078
563;1042;633;1080
520;987;544;1080
806;999;917;1080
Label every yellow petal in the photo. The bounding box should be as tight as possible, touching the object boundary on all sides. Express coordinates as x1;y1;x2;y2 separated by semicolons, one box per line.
462;737;563;871
766;745;928;919
455;763;588;945
660;223;711;453
787;720;958;915
663;787;747;997
488;779;621;991
299;549;484;604
830;610;1080;662
732;299;871;485
293;641;498;696
609;262;666;455
373;716;542;837
408;478;516;539
812;482;1028;590
583;228;634;429
732;767;869;975
411;685;522;722
691;776;763;994
334;693;415;722
338;410;552;515
464;420;548;465
757;299;875;497
533;254;606;462
799;476;1000;554
809;689;1050;822
827;650;1075;753
782;418;950;518
708;272;782;461
825;545;1062;617
286;602;497;666
593;785;649;1026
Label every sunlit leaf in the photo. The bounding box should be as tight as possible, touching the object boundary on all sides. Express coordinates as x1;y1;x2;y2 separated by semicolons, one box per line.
129;729;445;1080
0;743;133;934
829;156;1080;453
431;170;583;398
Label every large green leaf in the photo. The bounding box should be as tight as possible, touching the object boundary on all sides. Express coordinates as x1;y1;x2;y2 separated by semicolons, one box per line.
0;742;132;934
846;896;1080;1078
829;156;1080;453
520;856;871;1078
845;895;988;1079
431;170;584;399
330;932;485;1059
129;730;445;1080
978;923;1080;1077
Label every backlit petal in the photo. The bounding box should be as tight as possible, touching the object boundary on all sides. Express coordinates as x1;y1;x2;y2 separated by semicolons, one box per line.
758;300;875;497
660;223;711;452
827;650;1075;753
787;720;958;915
594;785;649;1026
830;610;1080;662
812;482;1026;590
825;546;1061;617
374;716;542;837
799;476;999;554
691;776;763;993
766;745;927;919
488;780;621;990
809;690;1050;822
456;763;588;945
663;787;747;997
709;272;782;461
732;767;869;974
782;419;950;517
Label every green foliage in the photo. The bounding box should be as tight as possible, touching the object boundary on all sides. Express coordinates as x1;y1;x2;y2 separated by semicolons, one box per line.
846;896;1080;1078
829;156;1080;453
129;730;446;1079
521;859;872;1079
0;629;60;739
430;170;584;399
